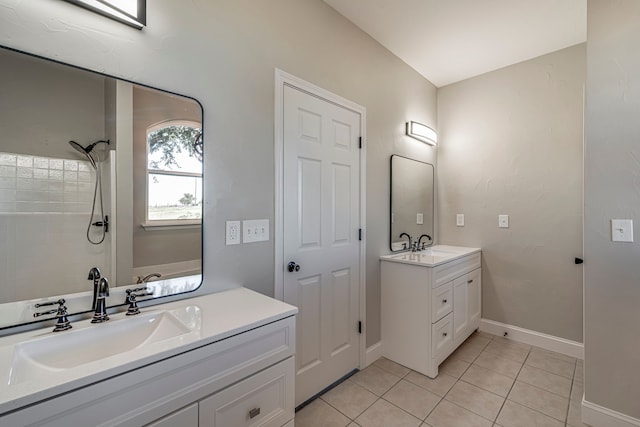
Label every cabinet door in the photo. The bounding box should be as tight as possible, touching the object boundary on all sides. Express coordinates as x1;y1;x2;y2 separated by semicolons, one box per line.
199;357;294;427
453;275;468;337
466;269;481;324
145;403;198;427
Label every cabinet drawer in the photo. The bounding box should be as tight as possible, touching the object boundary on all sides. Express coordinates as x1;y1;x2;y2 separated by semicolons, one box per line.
433;253;481;288
432;313;454;360
146;403;198;427
199;357;294;427
431;282;453;323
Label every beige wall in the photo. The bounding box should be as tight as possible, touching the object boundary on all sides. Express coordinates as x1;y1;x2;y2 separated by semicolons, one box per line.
0;0;437;346
0;48;105;159
437;44;585;342
584;0;640;418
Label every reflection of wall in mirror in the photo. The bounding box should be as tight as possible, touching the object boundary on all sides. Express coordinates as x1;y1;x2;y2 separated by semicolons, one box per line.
0;48;112;302
391;157;434;247
130;86;202;277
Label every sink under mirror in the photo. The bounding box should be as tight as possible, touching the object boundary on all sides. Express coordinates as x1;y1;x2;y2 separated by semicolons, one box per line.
0;46;203;330
8;306;201;385
390;154;434;252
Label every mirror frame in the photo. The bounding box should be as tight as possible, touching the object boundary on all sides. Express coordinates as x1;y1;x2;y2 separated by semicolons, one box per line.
389;154;435;252
0;44;204;331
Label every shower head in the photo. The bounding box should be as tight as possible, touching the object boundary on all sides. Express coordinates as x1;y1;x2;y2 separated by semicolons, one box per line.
68;140;110;169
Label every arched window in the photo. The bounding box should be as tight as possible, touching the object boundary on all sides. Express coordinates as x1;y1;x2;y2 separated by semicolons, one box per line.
146;120;202;225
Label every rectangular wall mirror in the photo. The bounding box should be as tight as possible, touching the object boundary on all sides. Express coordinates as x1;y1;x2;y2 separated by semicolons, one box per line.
390;154;434;251
0;46;203;329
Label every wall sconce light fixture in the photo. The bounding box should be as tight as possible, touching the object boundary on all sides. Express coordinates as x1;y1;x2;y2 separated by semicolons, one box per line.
406;121;438;146
63;0;146;29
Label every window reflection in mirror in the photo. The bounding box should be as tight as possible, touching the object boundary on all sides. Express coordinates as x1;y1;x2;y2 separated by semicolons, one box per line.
146;121;203;225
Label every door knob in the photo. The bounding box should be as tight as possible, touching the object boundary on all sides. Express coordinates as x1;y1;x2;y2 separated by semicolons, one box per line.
287;262;301;272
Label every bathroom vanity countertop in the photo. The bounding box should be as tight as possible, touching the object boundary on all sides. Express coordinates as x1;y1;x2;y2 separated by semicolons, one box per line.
380;245;481;267
0;287;297;414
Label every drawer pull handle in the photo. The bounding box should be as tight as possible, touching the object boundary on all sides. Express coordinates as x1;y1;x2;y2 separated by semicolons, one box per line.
442;299;448;304
442;332;448;337
249;407;261;419
467;279;473;283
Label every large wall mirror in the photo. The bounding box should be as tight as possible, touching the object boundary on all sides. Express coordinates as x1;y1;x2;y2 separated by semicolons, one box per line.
0;46;203;329
390;155;434;252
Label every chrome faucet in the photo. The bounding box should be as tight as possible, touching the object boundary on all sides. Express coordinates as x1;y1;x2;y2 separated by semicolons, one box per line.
399;233;412;251
88;267;101;311
91;277;109;323
136;273;162;284
416;234;432;251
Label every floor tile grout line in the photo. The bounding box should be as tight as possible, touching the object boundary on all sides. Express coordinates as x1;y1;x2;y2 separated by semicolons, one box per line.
494;345;532;424
438;397;498;425
319;389;378;424
564;367;579;427
439;334;506;423
379;393;442;423
516;367;575;400
304;332;582;426
371;359;412;379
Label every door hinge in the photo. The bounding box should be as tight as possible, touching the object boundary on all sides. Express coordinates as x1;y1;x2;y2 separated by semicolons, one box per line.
358;228;362;241
358;321;362;334
359;137;362;149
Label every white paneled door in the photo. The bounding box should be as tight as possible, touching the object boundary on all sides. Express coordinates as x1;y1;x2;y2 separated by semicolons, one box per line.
282;84;361;406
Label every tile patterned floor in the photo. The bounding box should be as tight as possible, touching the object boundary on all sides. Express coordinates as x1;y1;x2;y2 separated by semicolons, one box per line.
295;331;587;427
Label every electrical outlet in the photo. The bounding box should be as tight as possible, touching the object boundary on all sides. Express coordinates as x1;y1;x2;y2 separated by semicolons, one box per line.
225;220;241;245
416;213;424;225
611;219;633;242
498;214;509;228
456;214;465;227
243;219;269;243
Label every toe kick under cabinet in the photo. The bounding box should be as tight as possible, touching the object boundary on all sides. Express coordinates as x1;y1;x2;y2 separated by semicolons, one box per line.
381;249;481;378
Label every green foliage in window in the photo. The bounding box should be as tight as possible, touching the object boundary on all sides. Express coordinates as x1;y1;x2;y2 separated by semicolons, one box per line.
148;125;202;169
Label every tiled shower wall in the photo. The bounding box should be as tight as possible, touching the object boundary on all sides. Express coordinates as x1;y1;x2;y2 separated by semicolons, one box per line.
0;152;110;303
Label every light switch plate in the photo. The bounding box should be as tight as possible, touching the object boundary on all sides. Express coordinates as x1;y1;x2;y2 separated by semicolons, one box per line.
225;220;241;245
416;213;424;225
498;214;509;228
456;214;465;227
611;219;633;242
243;219;269;243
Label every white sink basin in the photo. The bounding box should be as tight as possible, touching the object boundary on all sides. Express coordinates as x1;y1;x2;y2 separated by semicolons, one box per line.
381;245;481;266
9;310;193;385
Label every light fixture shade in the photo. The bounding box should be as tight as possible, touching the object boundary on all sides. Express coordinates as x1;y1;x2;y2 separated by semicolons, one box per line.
63;0;146;29
406;121;438;146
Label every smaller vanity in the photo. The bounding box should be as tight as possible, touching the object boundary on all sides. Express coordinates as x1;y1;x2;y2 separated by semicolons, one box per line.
381;245;481;378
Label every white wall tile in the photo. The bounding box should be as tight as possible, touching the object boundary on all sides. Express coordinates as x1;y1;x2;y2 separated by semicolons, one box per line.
0;165;16;177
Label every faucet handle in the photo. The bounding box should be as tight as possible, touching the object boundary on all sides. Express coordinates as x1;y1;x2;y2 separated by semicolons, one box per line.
126;286;150;295
125;286;153;316
34;299;72;332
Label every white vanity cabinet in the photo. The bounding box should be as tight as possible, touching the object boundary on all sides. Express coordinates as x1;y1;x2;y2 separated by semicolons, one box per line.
381;246;481;378
0;288;297;427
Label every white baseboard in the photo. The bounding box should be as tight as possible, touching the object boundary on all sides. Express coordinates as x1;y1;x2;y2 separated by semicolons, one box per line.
364;341;383;367
479;318;584;360
583;398;640;427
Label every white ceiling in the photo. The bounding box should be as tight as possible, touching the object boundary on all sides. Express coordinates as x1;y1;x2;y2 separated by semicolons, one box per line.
323;0;586;87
